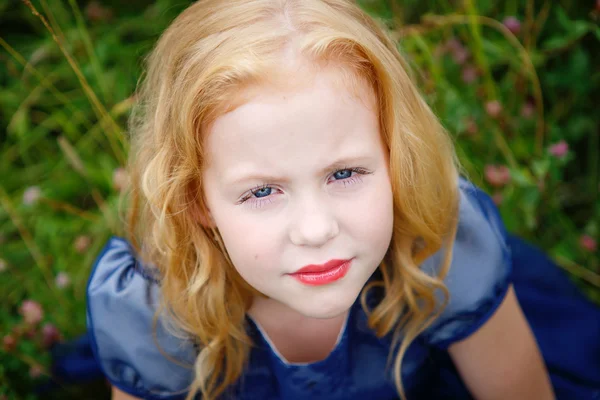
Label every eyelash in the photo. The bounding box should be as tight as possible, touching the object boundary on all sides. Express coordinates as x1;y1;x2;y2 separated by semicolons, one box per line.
239;167;372;208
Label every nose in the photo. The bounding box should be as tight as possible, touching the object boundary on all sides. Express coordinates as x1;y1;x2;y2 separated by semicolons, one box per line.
289;195;339;247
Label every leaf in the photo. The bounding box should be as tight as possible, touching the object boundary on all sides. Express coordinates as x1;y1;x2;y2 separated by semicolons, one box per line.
7;108;30;138
532;159;550;179
541;7;594;51
510;168;534;187
542;28;591;51
555;6;572;30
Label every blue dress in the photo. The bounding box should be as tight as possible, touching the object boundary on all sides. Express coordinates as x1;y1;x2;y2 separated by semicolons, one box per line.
82;179;600;399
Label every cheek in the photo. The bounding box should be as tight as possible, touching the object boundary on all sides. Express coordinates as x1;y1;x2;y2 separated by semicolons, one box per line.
217;219;281;275
203;181;282;279
347;177;394;249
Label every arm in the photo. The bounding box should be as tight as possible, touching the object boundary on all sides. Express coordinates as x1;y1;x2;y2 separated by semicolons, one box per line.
112;386;142;400
448;285;555;400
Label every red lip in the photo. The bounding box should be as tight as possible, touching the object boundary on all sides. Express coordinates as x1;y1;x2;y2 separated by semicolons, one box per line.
289;259;353;286
293;259;352;274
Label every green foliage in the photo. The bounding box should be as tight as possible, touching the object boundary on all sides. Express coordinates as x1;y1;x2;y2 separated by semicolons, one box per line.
0;0;598;398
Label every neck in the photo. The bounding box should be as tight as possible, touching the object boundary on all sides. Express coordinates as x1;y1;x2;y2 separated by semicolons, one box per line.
247;295;349;327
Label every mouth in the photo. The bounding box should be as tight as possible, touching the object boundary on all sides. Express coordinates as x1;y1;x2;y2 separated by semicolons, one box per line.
288;259;353;286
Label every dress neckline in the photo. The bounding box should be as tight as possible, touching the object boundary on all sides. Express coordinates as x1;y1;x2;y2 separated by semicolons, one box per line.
243;268;384;369
245;309;351;367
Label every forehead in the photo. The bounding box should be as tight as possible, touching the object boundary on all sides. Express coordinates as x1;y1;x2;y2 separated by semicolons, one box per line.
202;65;382;183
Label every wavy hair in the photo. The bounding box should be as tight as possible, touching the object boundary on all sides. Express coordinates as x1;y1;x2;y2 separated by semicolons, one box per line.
123;0;461;399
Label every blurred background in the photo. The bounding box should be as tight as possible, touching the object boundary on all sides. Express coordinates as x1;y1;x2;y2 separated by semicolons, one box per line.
0;0;598;398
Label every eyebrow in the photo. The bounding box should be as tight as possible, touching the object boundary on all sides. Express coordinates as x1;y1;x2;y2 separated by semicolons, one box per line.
224;155;374;186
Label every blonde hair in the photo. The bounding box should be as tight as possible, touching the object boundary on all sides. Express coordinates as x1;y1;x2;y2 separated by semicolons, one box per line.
124;0;461;399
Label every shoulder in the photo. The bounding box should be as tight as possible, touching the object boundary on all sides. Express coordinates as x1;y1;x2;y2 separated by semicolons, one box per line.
86;237;196;400
420;178;513;348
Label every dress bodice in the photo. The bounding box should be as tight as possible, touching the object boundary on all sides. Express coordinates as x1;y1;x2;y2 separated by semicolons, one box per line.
86;178;512;399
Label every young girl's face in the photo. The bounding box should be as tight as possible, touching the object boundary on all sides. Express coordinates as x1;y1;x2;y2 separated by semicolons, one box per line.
202;63;394;319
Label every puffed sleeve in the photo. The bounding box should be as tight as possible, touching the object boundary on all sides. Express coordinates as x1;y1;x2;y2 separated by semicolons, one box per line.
420;178;513;349
86;237;196;399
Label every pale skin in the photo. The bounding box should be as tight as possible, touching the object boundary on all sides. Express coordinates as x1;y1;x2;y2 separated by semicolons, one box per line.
448;286;555;399
111;64;554;399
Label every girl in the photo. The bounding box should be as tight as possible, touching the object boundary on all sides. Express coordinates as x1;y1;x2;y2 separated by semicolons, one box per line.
85;1;599;399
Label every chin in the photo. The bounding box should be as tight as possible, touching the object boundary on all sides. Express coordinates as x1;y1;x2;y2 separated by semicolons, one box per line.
290;292;358;319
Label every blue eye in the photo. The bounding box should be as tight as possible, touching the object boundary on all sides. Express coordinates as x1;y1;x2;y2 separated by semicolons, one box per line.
239;167;372;207
253;187;272;198
333;169;352;180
